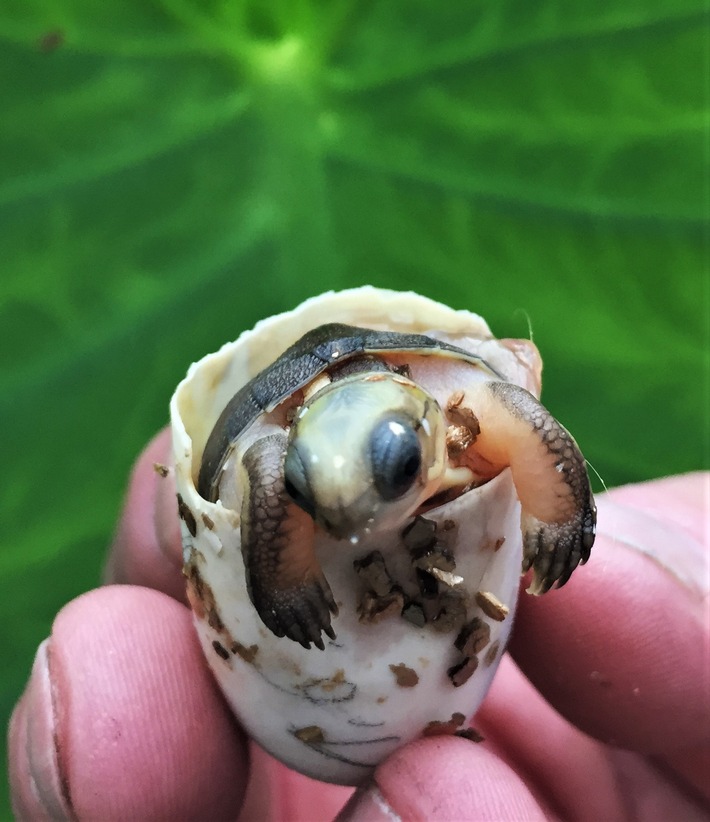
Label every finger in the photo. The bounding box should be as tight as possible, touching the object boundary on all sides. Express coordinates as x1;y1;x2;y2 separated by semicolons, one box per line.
237;742;353;822
105;428;186;601
476;655;621;821
338;735;551;822
603;472;707;545
509;472;710;754
8;586;249;821
477;655;709;821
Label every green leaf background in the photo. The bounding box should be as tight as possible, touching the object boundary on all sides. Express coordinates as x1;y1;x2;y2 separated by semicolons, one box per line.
1;1;706;814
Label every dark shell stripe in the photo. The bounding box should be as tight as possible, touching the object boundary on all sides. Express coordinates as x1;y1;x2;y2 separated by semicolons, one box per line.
198;323;503;500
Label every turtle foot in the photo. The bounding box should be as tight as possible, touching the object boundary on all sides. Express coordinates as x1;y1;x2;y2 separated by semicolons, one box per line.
521;501;596;595
256;577;338;650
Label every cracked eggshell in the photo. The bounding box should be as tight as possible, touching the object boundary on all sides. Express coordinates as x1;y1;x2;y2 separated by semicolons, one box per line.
170;287;542;785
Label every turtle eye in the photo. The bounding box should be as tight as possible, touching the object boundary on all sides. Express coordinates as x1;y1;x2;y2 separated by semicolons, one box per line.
284;445;316;518
369;417;422;501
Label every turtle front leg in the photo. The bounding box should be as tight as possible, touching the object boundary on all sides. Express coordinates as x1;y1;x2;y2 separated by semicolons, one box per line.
240;433;338;649
450;382;596;594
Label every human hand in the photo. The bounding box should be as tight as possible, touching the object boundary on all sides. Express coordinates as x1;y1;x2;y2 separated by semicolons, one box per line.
8;429;709;820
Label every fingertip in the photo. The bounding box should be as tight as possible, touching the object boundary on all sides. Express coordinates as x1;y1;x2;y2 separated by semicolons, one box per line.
476;655;622;821
340;738;547;822
509;475;710;754
11;586;249;822
238;742;353;822
106;429;186;601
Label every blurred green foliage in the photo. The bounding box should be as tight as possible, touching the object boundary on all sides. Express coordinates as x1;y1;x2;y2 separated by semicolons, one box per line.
0;0;706;815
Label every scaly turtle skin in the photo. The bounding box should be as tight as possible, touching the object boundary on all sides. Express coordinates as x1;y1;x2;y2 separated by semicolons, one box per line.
198;323;596;650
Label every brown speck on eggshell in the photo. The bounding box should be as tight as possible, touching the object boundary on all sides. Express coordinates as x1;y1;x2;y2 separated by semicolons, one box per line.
184;563;206;619
185;565;226;633
429;594;467;633
455;617;491;657
358;589;404;623
402;602;426;627
448;655;479;687
176;494;197;537
455;727;485;742
484;640;500;667
354;550;395;597
320;669;346;692
417;568;439;599
207;606;225;633
201;512;215;530
294;725;325;744
402;516;438;553
389;663;419;688
481;536;506;552
275;654;301;676
212;640;230;661
355;551;406;623
232;641;259;664
153;462;170;478
423;712;466;736
475;590;509;621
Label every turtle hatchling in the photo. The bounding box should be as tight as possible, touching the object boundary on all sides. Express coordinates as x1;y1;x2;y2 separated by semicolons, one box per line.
170;286;596;784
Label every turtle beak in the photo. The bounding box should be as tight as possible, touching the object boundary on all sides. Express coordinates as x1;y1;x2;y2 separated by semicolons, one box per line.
315;486;390;542
316;507;367;542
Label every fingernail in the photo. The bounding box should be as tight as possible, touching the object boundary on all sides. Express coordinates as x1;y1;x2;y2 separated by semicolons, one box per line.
597;497;710;599
14;640;72;821
337;784;402;822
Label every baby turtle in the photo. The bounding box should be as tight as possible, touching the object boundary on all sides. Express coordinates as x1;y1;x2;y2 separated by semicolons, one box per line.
198;323;596;650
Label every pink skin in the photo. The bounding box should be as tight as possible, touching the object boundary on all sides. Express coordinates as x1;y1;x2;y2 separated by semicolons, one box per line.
8;428;710;821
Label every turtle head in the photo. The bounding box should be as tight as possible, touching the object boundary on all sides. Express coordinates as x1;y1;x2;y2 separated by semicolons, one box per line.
284;372;447;540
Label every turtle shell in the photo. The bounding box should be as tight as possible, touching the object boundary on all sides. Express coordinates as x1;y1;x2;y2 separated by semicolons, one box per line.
198;322;507;500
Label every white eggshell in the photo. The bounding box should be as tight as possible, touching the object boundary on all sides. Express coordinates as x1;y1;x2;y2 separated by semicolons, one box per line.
170;287;541;785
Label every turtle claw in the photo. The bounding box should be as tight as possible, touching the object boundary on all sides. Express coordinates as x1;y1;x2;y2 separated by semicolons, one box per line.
257;577;338;650
521;498;596;595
